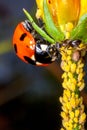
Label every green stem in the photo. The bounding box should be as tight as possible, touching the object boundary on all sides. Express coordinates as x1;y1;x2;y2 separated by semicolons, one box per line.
23;8;55;44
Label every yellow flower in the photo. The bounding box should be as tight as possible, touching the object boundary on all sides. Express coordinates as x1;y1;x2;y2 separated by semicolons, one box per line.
53;0;80;25
36;0;80;25
36;0;44;18
36;0;87;24
36;0;87;34
80;0;87;17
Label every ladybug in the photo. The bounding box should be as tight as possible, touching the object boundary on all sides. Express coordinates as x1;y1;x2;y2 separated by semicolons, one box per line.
13;20;59;66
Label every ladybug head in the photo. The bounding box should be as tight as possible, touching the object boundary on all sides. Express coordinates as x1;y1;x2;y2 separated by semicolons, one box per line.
35;40;59;64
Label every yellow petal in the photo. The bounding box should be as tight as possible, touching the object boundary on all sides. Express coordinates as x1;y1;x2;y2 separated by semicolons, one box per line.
36;0;43;9
36;0;44;18
36;0;80;27
47;0;59;26
79;0;87;17
56;0;80;25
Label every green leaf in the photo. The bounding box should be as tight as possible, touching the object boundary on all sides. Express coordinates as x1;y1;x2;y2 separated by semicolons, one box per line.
70;13;87;43
43;0;65;42
23;8;55;44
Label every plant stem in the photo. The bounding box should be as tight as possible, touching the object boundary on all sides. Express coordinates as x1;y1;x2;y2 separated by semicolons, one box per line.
60;44;86;130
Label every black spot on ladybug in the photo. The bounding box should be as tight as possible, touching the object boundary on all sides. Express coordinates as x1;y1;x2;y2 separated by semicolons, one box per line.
14;44;17;53
24;56;36;65
26;45;29;48
20;33;27;41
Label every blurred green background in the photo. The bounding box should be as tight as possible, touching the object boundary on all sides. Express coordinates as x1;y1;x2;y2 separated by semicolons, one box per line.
0;0;64;130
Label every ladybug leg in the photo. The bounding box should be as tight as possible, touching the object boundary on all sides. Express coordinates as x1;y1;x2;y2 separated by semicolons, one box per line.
22;20;33;32
46;44;59;61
